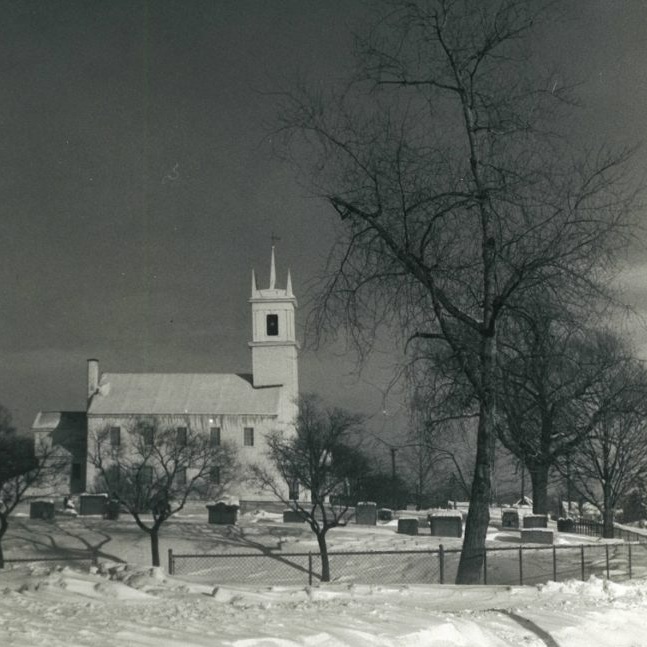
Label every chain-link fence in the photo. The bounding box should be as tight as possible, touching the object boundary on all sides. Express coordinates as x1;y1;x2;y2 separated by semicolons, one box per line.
167;551;314;585
3;554;97;570
169;541;646;586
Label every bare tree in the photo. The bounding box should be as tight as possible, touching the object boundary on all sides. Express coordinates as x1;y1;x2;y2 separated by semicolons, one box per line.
495;299;623;515
275;0;636;582
250;394;366;582
0;406;60;569
566;347;647;537
89;418;237;567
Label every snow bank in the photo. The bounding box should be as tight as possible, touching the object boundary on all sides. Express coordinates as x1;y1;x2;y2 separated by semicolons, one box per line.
3;564;647;646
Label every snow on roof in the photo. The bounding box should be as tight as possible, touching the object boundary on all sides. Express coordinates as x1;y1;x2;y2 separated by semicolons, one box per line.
88;373;281;416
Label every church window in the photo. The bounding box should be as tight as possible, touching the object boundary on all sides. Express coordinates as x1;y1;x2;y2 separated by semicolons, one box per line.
176;427;188;446
210;466;221;484
288;479;299;500
109;426;121;447
139;465;153;484
243;427;254;446
176;467;187;486
141;427;154;446
266;314;279;336
210;427;221;446
107;465;121;487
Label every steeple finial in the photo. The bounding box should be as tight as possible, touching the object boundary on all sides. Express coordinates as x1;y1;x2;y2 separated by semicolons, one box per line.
251;269;257;296
269;246;276;290
286;268;293;297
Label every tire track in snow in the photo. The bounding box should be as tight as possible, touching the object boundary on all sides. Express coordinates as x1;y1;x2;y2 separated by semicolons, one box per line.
495;609;560;647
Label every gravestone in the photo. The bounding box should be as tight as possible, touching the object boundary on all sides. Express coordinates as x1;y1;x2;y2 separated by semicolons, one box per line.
378;508;393;522
79;494;108;516
502;509;520;529
283;509;306;523
356;502;378;525
428;512;463;538
521;528;554;544
523;514;548;529
30;500;55;520
207;501;239;525
397;517;419;536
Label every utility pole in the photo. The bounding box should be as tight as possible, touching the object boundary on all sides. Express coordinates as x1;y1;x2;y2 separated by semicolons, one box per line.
390;447;397;510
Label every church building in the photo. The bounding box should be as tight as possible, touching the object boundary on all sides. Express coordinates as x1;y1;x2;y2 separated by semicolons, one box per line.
31;249;299;508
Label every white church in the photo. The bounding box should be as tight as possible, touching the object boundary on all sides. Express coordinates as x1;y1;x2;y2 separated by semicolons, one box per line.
31;249;299;510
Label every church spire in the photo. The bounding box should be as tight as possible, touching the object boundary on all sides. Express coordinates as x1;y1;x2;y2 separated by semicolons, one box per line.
286;268;293;297
269;246;276;290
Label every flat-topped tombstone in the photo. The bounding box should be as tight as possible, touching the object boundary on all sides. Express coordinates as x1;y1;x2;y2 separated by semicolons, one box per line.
283;509;306;523
521;528;554;544
30;500;55;520
356;501;377;525
397;517;419;536
207;500;240;525
523;514;548;529
428;510;463;538
79;493;108;516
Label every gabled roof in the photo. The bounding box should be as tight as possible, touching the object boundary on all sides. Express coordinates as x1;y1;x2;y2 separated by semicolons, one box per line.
87;373;281;416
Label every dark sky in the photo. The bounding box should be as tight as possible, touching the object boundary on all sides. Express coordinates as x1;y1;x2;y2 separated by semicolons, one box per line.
1;1;646;434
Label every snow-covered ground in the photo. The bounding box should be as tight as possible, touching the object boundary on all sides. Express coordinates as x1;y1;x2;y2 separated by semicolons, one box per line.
2;562;647;646
3;509;647;644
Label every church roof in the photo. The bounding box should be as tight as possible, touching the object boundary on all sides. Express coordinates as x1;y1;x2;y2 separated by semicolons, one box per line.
87;373;281;416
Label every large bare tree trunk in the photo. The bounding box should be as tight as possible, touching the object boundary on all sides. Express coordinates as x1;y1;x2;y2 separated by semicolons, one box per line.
529;465;549;515
150;528;161;567
456;403;493;584
456;330;495;584
602;489;615;539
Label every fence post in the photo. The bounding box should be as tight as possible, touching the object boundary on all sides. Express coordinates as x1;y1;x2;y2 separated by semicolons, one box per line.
552;545;557;582
518;547;523;585
605;544;610;580
628;543;633;580
483;549;487;585
308;552;313;586
439;544;445;585
580;545;585;581
168;548;174;576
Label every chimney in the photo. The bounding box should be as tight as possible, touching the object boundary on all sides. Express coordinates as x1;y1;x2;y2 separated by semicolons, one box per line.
87;359;99;403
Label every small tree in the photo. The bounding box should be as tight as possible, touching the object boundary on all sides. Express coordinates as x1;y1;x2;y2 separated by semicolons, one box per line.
566;351;647;537
89;418;237;566
495;301;618;514
250;394;366;582
620;482;647;524
0;406;57;568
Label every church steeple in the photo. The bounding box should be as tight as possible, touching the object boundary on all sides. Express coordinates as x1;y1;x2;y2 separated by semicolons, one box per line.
249;249;298;405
